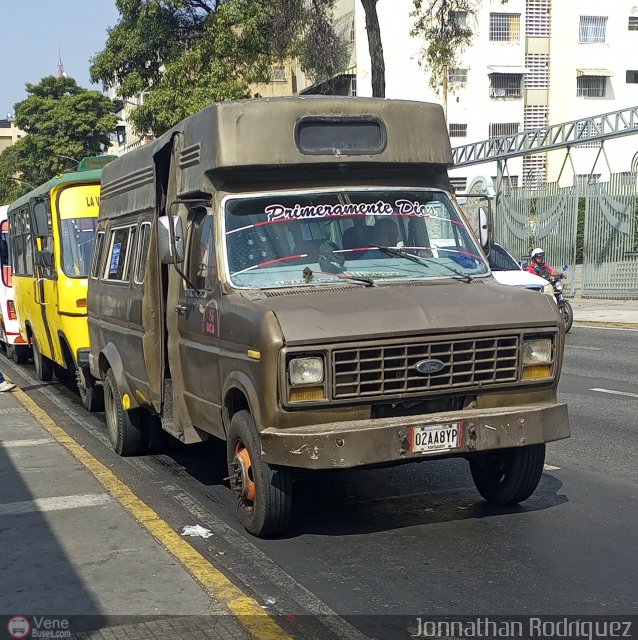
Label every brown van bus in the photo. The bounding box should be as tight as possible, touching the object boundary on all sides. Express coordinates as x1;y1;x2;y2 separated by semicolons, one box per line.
87;97;569;536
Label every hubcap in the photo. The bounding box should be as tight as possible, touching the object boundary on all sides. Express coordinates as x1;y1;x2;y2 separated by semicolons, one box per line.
229;442;256;509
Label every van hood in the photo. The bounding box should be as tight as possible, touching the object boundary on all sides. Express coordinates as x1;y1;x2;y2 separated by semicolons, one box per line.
251;278;560;345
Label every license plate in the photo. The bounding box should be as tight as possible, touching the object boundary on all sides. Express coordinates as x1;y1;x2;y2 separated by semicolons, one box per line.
410;423;462;454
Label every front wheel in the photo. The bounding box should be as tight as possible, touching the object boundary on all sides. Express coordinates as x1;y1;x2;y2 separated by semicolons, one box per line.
33;338;53;382
226;410;292;537
560;301;573;333
103;369;142;455
469;444;546;505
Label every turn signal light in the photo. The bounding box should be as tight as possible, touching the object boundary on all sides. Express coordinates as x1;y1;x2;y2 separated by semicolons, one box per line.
289;386;325;402
76;298;87;308
7;300;17;321
523;365;551;380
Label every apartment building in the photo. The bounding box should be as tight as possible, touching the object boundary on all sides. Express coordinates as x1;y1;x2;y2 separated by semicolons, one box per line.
0;117;24;154
305;0;638;188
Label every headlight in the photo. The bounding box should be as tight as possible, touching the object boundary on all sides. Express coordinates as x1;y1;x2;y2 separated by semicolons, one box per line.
523;339;552;365
543;282;555;298
289;357;324;385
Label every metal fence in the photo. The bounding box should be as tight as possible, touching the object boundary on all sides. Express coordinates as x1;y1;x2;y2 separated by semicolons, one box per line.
492;172;638;299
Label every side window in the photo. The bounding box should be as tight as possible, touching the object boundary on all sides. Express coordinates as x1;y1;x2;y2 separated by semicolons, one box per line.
134;222;152;284
10;209;34;276
189;214;217;290
90;231;105;279
105;226;136;282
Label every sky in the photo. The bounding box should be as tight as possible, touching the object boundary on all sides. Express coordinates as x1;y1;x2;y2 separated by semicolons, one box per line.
1;0;121;117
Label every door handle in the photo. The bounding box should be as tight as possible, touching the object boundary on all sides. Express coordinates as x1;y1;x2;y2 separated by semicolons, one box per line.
175;304;187;314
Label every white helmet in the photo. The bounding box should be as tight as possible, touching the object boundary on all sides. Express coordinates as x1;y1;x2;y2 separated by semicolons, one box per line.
531;248;545;258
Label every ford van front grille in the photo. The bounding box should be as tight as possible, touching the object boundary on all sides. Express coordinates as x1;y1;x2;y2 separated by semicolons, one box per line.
332;336;520;399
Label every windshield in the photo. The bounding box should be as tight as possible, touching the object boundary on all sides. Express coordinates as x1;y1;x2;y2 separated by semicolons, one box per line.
61;218;98;277
224;189;489;289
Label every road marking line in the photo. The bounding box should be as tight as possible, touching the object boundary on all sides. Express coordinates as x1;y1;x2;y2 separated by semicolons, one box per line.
1;438;55;448
543;464;561;471
590;388;638;399
0;493;111;516
12;386;293;640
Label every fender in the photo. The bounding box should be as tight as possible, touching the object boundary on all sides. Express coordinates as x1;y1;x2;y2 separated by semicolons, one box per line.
100;342;139;409
222;370;264;433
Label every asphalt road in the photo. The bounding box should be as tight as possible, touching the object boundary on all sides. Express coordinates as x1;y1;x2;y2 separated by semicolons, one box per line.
2;325;637;639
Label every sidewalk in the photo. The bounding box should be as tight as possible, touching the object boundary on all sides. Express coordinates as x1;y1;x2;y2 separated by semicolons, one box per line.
569;298;638;327
0;387;253;640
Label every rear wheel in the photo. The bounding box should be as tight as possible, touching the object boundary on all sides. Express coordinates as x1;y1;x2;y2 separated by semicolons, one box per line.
226;410;292;537
33;338;53;382
12;344;30;365
469;444;546;505
560;301;573;333
77;367;104;413
103;369;142;456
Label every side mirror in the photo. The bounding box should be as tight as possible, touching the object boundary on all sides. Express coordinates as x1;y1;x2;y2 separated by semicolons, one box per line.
36;249;55;270
32;201;49;238
478;206;492;252
158;216;185;264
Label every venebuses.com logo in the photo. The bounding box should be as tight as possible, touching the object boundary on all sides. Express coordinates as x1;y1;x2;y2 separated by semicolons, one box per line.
7;617;30;639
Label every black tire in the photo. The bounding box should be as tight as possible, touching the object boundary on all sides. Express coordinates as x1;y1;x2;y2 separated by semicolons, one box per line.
469;444;546;505
560;301;573;333
13;344;30;365
226;410;292;537
5;343;14;359
77;367;104;413
33;338;53;382
103;369;143;456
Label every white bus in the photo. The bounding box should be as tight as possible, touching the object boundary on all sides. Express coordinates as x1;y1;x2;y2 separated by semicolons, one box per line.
0;205;30;363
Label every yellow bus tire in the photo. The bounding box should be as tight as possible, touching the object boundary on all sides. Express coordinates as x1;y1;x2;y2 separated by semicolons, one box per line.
33;339;53;382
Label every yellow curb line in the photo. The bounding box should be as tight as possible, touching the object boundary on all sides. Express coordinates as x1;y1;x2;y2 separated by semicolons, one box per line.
11;386;293;640
573;320;638;329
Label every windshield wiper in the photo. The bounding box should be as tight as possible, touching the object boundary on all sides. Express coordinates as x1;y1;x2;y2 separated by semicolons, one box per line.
304;267;375;287
370;244;474;283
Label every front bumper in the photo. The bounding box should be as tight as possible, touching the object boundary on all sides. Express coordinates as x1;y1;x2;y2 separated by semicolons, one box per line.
260;402;569;469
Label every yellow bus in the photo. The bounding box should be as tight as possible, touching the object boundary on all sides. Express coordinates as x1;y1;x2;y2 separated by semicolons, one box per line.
7;157;114;410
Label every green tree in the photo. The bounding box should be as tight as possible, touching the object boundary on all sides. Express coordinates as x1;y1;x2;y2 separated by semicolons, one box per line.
91;0;347;136
0;76;117;200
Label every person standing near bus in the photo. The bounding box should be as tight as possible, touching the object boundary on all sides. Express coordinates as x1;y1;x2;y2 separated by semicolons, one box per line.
0;371;16;392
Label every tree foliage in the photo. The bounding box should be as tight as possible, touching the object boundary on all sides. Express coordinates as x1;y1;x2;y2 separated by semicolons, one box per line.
411;0;491;91
0;76;118;201
90;0;347;136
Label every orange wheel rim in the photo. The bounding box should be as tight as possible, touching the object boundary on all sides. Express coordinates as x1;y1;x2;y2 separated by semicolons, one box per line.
234;443;256;504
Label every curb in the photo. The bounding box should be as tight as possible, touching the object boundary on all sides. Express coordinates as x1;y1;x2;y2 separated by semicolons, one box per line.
573;320;638;329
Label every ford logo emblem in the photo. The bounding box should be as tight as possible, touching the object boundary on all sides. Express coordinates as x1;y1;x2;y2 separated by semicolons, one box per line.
415;359;445;374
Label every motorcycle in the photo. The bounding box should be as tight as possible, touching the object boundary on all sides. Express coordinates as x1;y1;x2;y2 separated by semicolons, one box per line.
535;265;573;333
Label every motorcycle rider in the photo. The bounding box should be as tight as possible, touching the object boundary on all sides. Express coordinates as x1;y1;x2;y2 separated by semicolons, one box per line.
527;248;563;279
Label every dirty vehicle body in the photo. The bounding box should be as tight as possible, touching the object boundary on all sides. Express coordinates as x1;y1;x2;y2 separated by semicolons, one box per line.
7;159;112;409
88;97;570;536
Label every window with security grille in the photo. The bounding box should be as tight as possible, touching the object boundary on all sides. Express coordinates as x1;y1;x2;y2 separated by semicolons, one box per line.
448;123;468;137
448;68;468;84
575;174;601;187
577;76;606;97
628;16;638;30
526;0;551;37
490;13;521;41
579;16;607;43
489;122;520;139
525;53;549;89
489;73;522;98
